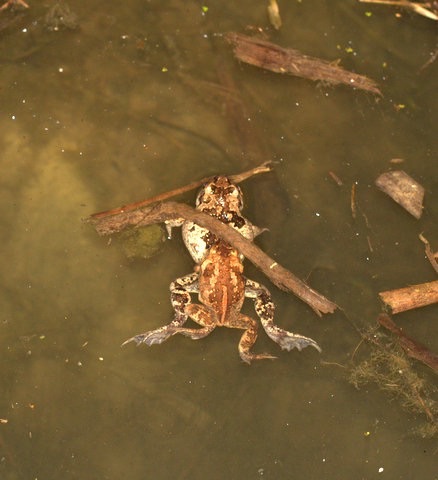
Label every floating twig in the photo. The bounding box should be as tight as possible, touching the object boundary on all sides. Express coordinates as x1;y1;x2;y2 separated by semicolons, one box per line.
267;0;282;30
351;183;357;219
91;161;273;220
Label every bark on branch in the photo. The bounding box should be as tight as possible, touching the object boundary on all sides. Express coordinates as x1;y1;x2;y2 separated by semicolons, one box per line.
379;280;438;314
88;201;338;317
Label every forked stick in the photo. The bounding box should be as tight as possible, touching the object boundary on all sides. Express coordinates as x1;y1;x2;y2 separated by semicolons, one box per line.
91;161;273;220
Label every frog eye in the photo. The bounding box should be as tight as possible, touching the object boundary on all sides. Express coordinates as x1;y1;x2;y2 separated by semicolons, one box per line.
229;186;240;196
202;184;217;195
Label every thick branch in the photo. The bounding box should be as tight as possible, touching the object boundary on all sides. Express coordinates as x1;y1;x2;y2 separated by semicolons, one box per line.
379;280;438;314
88;201;338;316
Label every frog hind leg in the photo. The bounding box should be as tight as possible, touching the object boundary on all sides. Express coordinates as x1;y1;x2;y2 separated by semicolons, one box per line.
244;278;322;353
230;314;277;364
122;272;199;347
171;303;216;339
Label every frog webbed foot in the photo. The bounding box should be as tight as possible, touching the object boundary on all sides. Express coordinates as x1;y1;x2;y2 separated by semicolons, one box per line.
245;278;321;354
122;323;181;347
262;324;322;353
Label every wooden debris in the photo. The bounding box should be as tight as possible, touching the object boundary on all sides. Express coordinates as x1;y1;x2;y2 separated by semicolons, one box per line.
88;201;338;317
420;47;438;70
350;182;357;219
378;313;438;374
359;0;438;21
267;0;282;30
91;161;273;220
328;171;343;186
375;170;424;219
225;32;381;95
379;280;438;314
419;234;438;274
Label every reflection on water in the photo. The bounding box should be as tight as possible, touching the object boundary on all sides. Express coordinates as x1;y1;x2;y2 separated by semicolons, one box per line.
0;1;436;478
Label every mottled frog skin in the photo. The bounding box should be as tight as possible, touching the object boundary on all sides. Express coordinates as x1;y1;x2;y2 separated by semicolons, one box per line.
123;176;321;363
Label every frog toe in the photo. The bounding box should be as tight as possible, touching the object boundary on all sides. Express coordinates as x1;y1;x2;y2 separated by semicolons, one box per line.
278;334;321;353
239;351;277;364
264;325;321;353
122;326;176;347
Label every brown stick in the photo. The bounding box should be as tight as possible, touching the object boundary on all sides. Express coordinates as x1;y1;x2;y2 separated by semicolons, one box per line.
91;161;274;220
226;32;381;95
419;233;438;274
379;280;438;314
88;201;338;316
378;313;438;374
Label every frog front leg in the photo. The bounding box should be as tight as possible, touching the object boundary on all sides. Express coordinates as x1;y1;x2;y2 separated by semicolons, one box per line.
122;272;199;347
165;217;185;239
244;278;322;353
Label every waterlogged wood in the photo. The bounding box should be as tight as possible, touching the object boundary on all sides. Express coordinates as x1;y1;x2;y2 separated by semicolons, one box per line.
379;280;438;314
226;32;381;95
88;201;338;316
375;170;424;219
378;314;438;374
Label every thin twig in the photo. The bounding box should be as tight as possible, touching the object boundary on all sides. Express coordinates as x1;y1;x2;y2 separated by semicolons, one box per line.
419;233;438;274
91;161;274;220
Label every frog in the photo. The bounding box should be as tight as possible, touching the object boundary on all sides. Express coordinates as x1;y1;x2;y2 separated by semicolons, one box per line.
123;176;321;363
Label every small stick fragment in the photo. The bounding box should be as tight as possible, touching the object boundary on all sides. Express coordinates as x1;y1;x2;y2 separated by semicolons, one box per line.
378;313;438;374
328;171;343;186
350;182;357;219
420;47;438;70
419;234;438;274
91;161;273;220
379;280;438;314
375;170;424;219
267;0;282;30
226;32;381;95
366;235;374;253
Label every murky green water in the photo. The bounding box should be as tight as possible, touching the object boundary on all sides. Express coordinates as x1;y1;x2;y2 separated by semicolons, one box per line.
1;1;437;478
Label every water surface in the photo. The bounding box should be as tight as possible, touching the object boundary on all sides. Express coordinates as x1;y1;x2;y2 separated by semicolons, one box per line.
1;1;437;479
